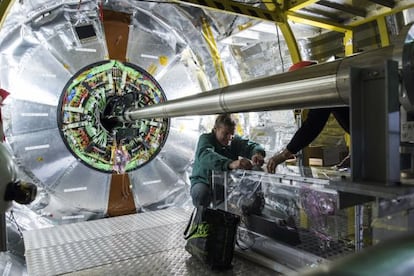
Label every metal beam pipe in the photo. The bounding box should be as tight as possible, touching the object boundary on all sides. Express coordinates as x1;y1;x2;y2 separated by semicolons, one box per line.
121;61;341;121
120;43;404;122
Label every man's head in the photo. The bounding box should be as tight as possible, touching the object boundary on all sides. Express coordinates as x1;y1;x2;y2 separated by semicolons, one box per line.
213;114;236;146
288;60;316;72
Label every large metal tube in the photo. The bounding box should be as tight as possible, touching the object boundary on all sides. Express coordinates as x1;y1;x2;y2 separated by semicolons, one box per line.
120;36;413;121
121;60;341;121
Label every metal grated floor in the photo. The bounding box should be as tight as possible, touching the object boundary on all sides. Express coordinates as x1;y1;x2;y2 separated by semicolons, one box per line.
23;207;279;276
296;230;354;259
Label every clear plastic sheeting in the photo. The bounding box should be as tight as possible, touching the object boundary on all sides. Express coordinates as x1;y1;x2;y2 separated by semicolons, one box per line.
300;187;338;242
213;170;356;270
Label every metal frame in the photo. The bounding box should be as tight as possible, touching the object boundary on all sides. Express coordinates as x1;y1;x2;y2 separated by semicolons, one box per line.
350;60;400;184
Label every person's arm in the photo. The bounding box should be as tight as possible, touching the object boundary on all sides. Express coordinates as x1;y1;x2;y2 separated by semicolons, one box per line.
232;136;266;166
267;108;331;173
331;107;350;134
266;148;295;173
286;108;331;154
196;134;257;171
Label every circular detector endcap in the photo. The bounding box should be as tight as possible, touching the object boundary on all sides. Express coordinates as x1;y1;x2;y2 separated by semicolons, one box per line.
57;60;169;173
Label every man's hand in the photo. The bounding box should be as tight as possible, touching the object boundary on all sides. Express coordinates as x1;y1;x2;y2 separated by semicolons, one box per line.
266;149;294;173
229;158;253;170
251;153;265;166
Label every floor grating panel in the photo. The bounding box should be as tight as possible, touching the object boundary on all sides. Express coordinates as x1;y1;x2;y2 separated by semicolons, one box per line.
24;207;278;276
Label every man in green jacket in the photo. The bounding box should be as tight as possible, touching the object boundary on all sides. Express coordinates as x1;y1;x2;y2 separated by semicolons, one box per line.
190;113;266;207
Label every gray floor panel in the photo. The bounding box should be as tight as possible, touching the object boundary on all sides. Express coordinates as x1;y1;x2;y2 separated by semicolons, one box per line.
23;207;278;276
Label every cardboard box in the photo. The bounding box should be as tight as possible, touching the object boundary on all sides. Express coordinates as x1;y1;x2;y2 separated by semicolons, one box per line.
303;146;348;167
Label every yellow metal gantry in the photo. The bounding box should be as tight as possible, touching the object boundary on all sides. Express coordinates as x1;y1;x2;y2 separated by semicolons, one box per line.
201;16;229;87
176;0;414;63
0;0;14;29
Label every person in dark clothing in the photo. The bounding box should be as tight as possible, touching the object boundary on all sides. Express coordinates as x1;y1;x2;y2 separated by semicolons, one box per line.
267;61;350;174
190;113;266;207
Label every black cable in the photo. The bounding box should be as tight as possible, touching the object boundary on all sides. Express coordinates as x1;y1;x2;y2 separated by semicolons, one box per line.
7;210;24;239
275;23;285;72
225;15;238;36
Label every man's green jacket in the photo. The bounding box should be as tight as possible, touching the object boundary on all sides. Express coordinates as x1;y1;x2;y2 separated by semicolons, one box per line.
190;132;265;187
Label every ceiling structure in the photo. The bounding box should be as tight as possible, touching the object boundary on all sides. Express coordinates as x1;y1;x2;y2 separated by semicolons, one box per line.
175;0;414;60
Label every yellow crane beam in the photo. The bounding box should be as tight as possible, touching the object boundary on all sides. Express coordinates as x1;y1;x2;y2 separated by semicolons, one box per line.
0;0;14;29
201;17;229;87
